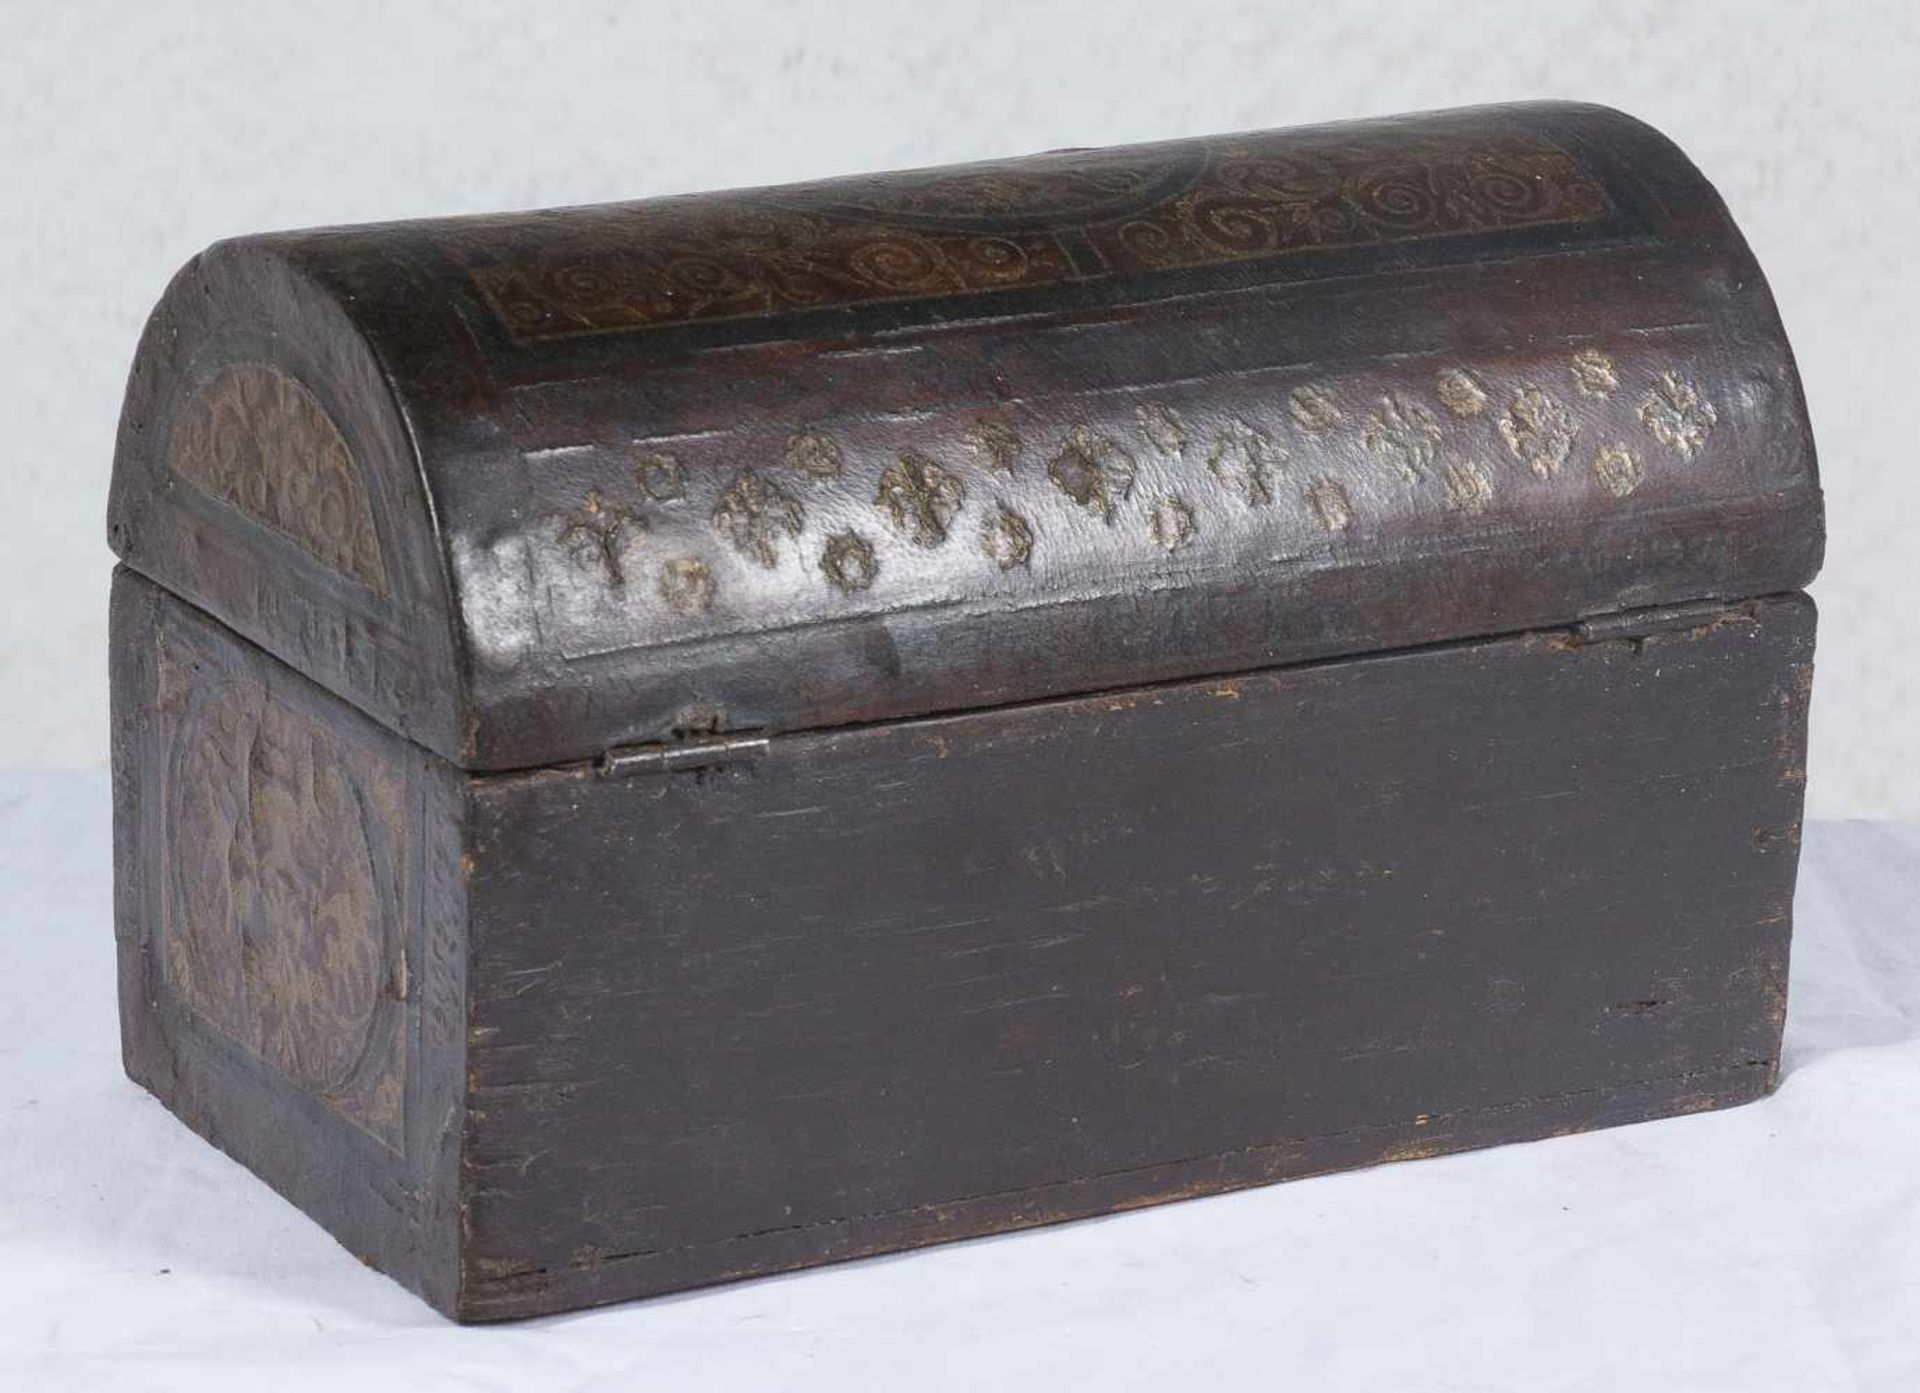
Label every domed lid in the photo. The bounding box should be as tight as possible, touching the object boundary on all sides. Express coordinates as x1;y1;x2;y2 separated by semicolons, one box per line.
109;102;1822;770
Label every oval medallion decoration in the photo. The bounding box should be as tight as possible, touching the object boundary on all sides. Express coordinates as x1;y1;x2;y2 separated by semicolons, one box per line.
161;633;407;1147
167;363;389;593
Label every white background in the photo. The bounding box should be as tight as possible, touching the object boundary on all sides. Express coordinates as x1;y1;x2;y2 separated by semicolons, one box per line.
3;7;1919;1387
0;0;1916;815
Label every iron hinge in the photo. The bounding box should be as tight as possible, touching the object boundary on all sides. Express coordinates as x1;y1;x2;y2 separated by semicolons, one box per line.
1573;597;1753;644
597;732;770;779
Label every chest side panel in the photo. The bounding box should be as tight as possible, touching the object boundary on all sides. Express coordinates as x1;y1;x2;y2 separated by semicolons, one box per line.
109;568;471;1314
459;593;1813;1318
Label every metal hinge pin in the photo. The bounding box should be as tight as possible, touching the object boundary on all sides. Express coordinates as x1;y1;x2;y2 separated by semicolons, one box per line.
597;732;770;779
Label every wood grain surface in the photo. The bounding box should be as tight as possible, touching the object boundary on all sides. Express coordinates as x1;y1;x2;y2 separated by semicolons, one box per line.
454;593;1812;1318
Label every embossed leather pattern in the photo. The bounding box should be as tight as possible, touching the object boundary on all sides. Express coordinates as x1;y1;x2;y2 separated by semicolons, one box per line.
499;339;1725;665
167;363;389;594
153;616;410;1149
109;103;1823;770
455;118;1610;340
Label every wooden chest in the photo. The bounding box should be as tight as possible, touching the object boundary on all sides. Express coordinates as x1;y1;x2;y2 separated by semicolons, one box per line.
107;102;1823;1321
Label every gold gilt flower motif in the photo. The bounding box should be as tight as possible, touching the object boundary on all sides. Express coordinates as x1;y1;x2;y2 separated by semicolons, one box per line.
1207;418;1285;506
713;469;805;567
1435;368;1489;418
980;505;1035;570
1304;476;1353;532
1441;459;1495;515
1570;349;1619;399
786;428;844;480
821;531;879;591
1287;384;1342;434
1148;496;1198;551
1591;444;1644;498
1363;394;1443;482
1135;401;1188;455
633;450;686;502
1498;386;1578;479
1047;426;1135;523
963;419;1022;473
1638;371;1717;460
558;488;646;585
657;558;716;614
876;452;965;546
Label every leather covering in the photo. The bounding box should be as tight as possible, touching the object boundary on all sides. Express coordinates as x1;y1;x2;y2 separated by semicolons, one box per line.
108;102;1823;770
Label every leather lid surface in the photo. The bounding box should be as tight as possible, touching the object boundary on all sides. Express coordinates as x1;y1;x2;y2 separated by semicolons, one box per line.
109;102;1822;770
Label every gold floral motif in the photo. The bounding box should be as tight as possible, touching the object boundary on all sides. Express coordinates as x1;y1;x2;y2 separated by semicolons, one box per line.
1304;477;1354;532
1570;349;1619;399
657;557;716;614
876;453;966;547
1591;444;1644;499
633;450;687;501
785;429;844;480
557;489;645;584
821;532;879;591
167;364;387;593
1135;402;1188;455
1287;384;1343;434
1441;459;1496;515
713;469;805;567
1148;496;1199;551
1435;368;1490;418
548;338;1703;619
1048;426;1136;523
1364;394;1443;483
1499;386;1578;478
1207;418;1285;505
964;419;1023;472
979;505;1035;570
1639;371;1717;459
